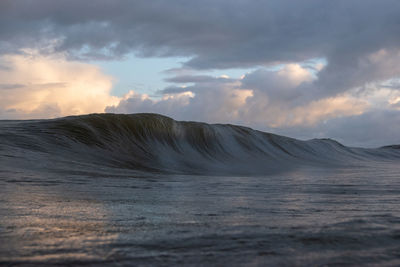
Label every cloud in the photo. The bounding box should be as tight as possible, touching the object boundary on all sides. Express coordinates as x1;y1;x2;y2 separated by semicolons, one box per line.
0;83;25;90
0;52;119;119
2;1;399;101
107;65;364;127
105;61;400;147
107;78;253;123
165;75;234;84
324;109;400;147
279;109;400;148
1;1;399;67
241;64;314;102
1;1;400;146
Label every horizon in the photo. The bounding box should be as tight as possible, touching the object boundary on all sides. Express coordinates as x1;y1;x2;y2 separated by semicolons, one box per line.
1;1;400;147
2;111;398;149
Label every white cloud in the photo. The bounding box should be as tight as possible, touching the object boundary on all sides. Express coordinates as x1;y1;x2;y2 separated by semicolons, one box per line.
0;51;119;119
107;64;365;126
105;61;400;147
0;50;399;147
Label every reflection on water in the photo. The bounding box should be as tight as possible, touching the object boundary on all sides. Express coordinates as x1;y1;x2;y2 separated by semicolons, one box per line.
0;176;118;264
1;164;400;265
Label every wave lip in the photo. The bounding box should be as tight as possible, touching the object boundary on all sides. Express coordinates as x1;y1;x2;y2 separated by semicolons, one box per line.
1;113;399;175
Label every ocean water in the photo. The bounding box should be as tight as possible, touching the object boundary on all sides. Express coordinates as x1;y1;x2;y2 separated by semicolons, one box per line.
1;114;399;266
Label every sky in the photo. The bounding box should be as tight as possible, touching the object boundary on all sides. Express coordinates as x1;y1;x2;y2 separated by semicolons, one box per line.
1;0;400;147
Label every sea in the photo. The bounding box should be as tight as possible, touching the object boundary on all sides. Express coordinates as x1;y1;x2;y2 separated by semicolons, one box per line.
0;114;399;266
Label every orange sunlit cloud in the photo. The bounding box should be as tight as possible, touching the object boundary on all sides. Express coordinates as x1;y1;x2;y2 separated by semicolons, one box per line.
0;51;120;119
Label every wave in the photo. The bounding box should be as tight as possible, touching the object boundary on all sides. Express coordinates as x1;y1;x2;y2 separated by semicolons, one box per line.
0;113;399;175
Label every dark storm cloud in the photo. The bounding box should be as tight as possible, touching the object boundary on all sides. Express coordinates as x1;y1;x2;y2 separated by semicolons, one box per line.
165;75;234;84
275;109;400;148
323;110;400;148
1;0;399;103
156;86;191;95
1;0;400;68
0;83;25;90
0;63;11;71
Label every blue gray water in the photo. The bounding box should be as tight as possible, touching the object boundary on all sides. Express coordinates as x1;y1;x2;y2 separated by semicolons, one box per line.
1;114;400;266
1;164;400;266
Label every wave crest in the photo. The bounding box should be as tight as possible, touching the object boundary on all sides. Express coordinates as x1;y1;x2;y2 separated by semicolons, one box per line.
1;113;399;174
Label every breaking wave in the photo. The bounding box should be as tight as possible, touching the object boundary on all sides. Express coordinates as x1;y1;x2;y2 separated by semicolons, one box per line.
0;113;399;175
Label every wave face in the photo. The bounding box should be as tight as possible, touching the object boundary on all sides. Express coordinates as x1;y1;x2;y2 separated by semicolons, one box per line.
0;113;399;175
